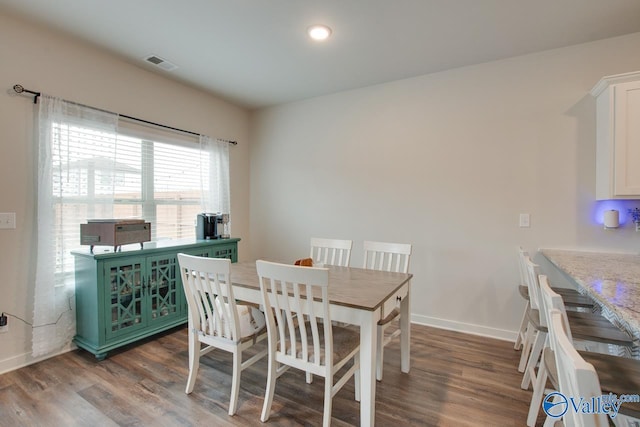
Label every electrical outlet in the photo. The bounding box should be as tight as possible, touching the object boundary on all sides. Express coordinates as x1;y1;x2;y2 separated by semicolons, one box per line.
519;213;530;228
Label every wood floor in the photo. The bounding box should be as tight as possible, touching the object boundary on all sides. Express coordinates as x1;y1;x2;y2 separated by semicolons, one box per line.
0;324;545;426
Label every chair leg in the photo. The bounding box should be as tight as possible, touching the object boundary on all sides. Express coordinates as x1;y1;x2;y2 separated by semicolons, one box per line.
229;349;242;416
185;332;200;394
527;354;548;427
518;325;534;372
260;353;277;423
354;359;361;402
521;332;545;390
306;372;314;384
514;302;530;350
323;373;333;427
376;324;384;381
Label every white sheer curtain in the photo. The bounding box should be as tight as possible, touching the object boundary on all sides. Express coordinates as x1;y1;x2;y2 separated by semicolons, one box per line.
199;135;231;232
33;96;119;357
33;98;229;357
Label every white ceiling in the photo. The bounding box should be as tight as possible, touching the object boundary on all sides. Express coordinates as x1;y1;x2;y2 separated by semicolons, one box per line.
3;0;640;109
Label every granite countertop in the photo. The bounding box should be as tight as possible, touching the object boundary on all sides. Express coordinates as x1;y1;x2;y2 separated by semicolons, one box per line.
540;249;640;339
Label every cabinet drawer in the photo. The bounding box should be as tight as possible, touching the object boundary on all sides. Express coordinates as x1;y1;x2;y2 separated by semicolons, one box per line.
381;282;408;321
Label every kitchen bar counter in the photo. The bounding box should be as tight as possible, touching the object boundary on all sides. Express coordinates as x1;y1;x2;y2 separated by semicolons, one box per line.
540;249;640;341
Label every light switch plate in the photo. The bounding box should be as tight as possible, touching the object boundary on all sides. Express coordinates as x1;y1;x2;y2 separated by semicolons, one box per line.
519;213;530;228
0;212;16;229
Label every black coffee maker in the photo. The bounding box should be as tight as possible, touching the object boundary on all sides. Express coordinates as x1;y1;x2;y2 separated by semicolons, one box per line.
196;213;229;240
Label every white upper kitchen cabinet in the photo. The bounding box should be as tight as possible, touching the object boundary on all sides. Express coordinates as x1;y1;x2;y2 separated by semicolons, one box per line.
591;71;640;200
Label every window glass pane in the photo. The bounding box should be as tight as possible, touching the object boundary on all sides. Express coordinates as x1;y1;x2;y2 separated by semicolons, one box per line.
152;141;204;240
56;202;115;273
156;204;201;240
153;142;202;201
114;135;142;201
113;204;143;218
51;121;208;275
53;123;119;199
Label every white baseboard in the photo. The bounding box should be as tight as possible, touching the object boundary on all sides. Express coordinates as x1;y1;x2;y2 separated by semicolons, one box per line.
0;345;74;375
411;313;518;343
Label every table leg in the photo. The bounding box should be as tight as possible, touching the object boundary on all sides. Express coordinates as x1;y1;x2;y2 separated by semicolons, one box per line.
400;283;411;373
360;310;377;427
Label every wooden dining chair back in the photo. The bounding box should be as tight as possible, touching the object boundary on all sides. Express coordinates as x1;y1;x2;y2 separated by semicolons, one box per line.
256;260;360;427
310;237;352;267
177;253;267;416
362;240;412;380
548;309;610;427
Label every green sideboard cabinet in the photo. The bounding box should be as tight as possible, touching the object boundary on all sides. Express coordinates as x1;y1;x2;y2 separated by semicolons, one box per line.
72;238;240;359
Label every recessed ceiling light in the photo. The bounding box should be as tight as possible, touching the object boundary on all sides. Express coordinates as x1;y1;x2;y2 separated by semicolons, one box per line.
307;24;332;41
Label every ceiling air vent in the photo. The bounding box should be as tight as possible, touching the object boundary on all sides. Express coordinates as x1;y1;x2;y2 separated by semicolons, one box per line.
144;54;178;71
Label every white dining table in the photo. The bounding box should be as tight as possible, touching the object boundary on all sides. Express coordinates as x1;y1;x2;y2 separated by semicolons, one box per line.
230;260;413;427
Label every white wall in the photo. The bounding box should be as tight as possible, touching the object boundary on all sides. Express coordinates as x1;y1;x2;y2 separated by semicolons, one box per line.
0;11;251;373
250;32;640;340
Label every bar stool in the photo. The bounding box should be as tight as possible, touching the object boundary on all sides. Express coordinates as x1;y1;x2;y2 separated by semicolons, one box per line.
528;275;640;426
518;257;633;391
514;247;595;351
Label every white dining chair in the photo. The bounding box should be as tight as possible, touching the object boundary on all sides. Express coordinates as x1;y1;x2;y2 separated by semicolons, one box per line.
514;246;594;351
518;257;632;392
362;240;412;381
547;309;610;427
514;247;532;351
310;237;352;267
177;253;268;416
526;275;640;426
256;260;360;427
526;274;565;426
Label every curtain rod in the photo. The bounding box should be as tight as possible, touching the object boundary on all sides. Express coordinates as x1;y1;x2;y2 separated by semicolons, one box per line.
12;84;238;145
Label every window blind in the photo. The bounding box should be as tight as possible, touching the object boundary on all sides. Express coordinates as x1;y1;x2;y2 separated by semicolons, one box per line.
52;119;208;276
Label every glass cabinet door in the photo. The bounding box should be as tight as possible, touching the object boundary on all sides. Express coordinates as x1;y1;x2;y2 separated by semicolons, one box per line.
211;244;238;262
104;259;146;339
176;247;215;314
147;254;182;325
